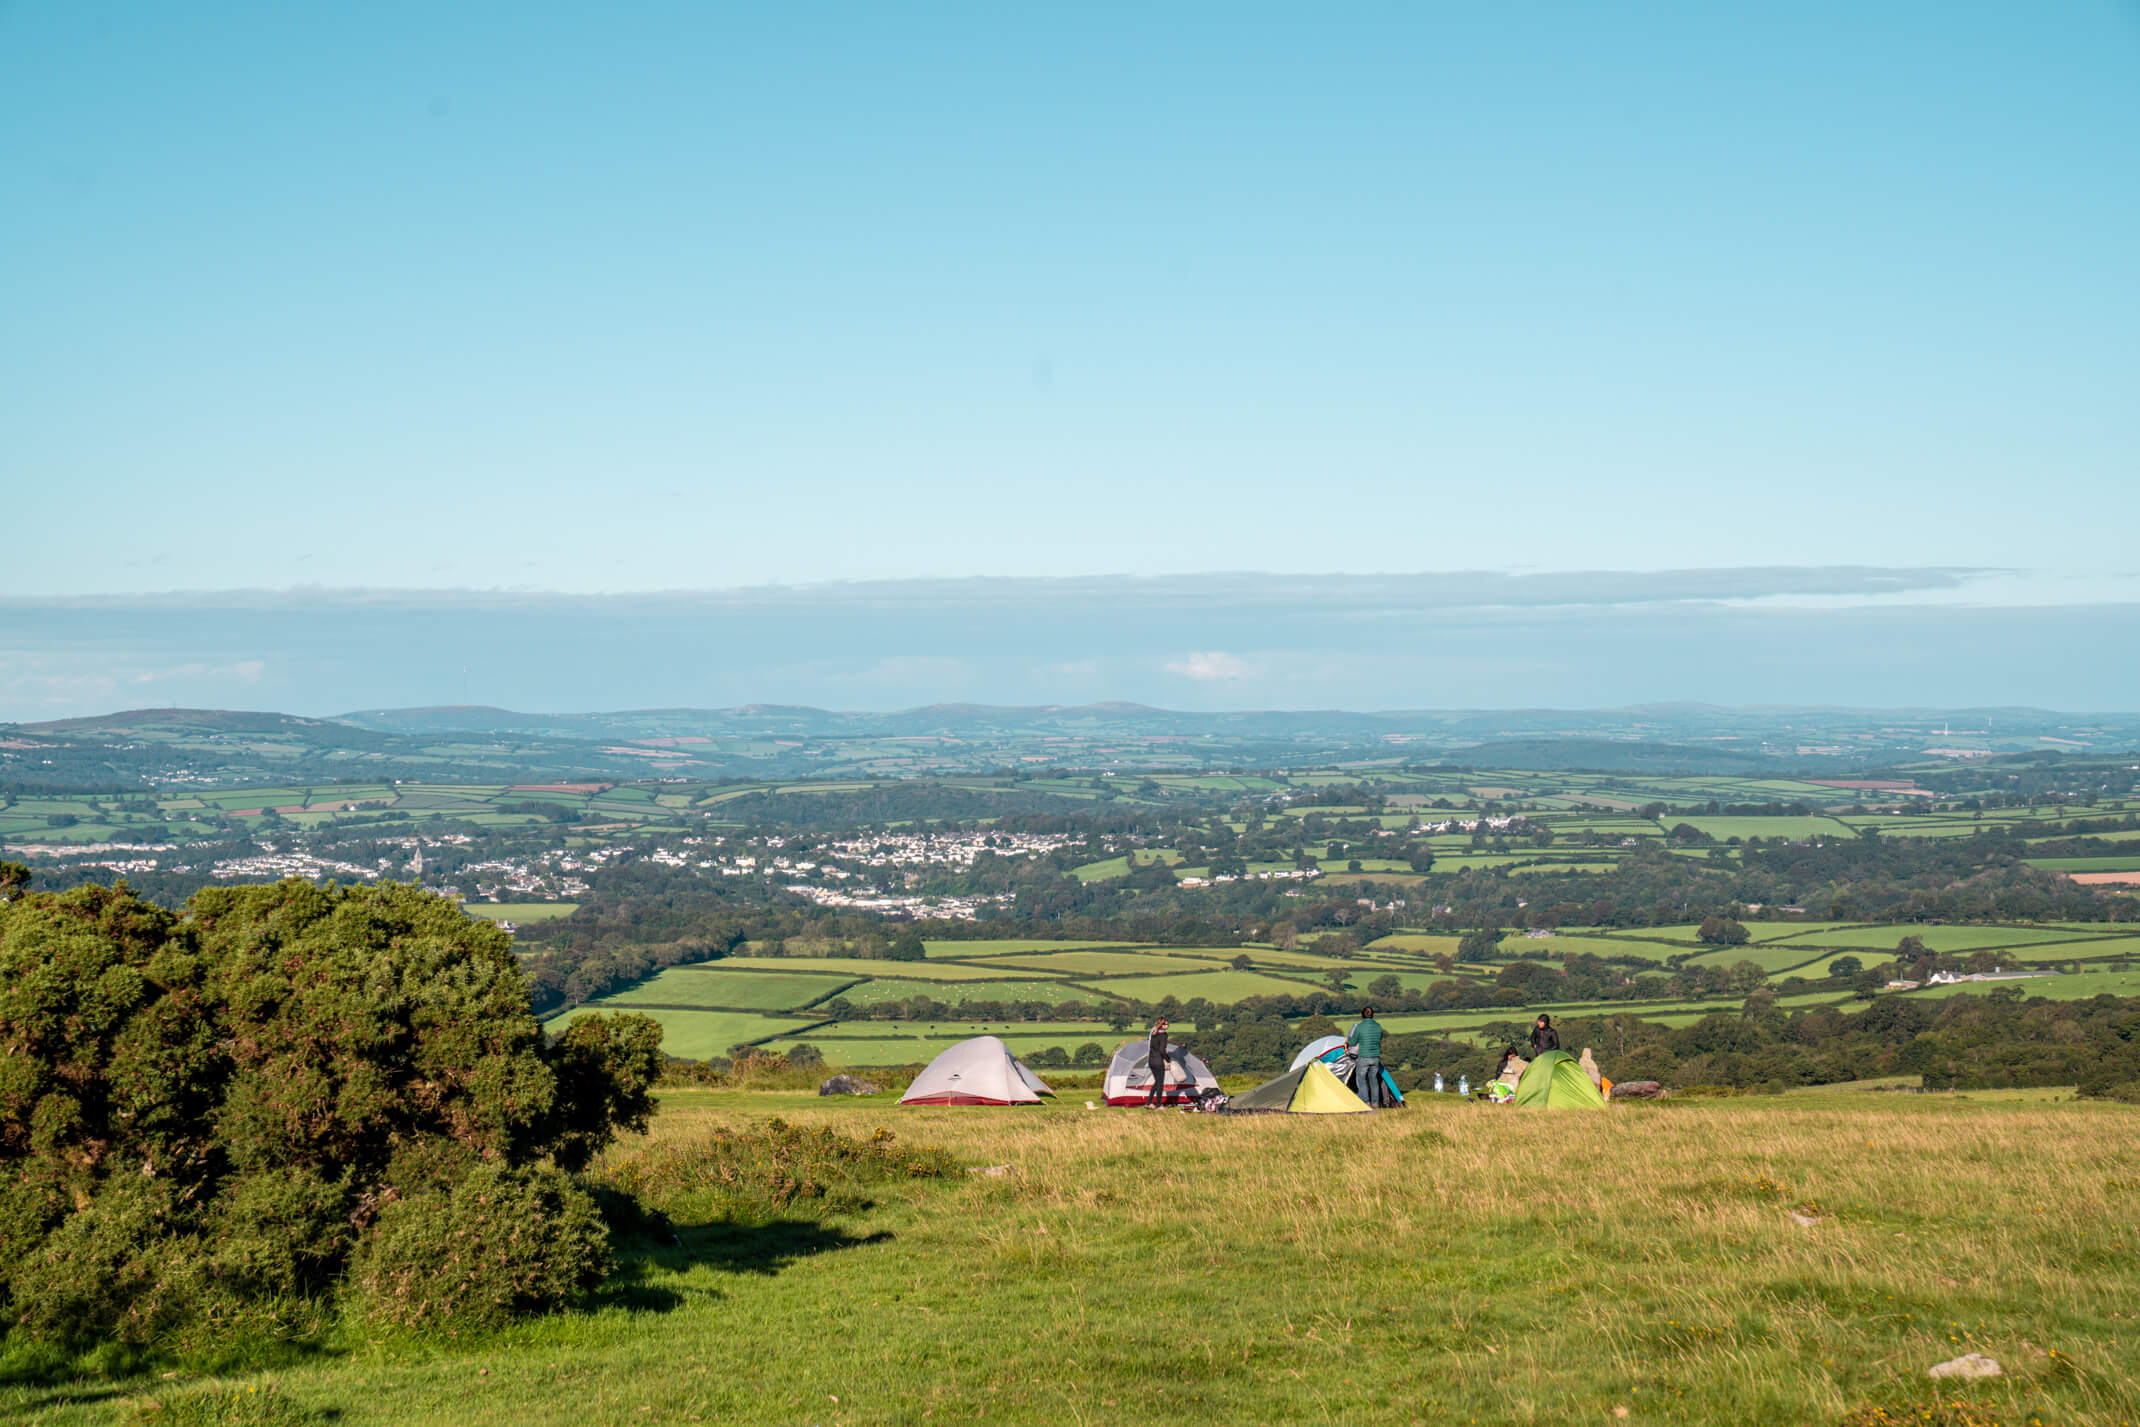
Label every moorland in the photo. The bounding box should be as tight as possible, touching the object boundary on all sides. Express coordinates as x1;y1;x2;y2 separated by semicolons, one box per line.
6;1081;2134;1426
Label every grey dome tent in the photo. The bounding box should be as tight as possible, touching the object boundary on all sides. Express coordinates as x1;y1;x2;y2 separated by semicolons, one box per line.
1103;1039;1220;1106
900;1036;1055;1106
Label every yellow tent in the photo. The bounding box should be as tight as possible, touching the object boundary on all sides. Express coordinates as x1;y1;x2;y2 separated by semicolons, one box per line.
1230;1058;1374;1113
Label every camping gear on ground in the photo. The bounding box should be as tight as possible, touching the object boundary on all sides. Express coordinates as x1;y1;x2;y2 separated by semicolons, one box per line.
1510;1049;1608;1109
1485;1079;1516;1103
899;1036;1056;1106
1103;1039;1221;1106
1227;1059;1373;1114
818;1074;883;1096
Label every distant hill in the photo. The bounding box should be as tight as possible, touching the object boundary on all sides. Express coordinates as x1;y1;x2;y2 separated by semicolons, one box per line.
1450;738;1781;775
8;701;2136;790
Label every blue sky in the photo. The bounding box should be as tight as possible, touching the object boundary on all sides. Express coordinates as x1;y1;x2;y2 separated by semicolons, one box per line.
3;4;2137;714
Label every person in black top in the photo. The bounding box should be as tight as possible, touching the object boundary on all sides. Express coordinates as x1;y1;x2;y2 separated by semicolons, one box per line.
1529;1014;1560;1054
1145;1018;1170;1106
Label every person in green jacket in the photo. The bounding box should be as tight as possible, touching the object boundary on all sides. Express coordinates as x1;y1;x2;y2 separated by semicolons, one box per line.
1346;1005;1387;1107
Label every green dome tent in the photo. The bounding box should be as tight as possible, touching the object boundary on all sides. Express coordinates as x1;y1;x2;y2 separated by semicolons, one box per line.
1511;1050;1607;1109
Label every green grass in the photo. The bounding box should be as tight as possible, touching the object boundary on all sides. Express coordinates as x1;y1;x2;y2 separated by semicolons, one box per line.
961;949;1231;976
1903;967;2140;1000
1676;815;1856;841
1090;968;1322;1002
1493;932;1689;962
829;979;1110;1008
542;1007;823;1059
19;1092;2134;1425
587;967;862;1011
760;1031;1133;1066
462;901;579;922
1637;921;1853;943
705;956;1039;981
1680;942;1854;973
2024;855;2140;872
922;938;1143;958
1765;925;2126;954
1362;933;1464;957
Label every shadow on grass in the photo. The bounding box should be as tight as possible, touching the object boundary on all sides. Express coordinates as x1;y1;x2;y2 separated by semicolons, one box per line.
685;1218;893;1276
598;1217;893;1312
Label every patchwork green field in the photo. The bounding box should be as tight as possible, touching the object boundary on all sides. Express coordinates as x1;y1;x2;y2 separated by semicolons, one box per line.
542;1007;824;1060
922;938;1142;957
962;949;1235;976
537;916;2140;1067
2026;854;2140;872
463;901;580;922
1907;967;2140;1000
1092;968;1321;1001
827;978;1112;1008
1680;942;1863;973
1767;924;2124;954
704;956;1039;981
596;967;862;1011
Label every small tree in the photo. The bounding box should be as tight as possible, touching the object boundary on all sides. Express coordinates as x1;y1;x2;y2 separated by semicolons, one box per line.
1697;916;1749;946
1458;927;1505;961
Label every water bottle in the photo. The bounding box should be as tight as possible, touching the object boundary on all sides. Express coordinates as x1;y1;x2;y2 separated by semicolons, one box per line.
1433;1072;1445;1093
1458;1074;1469;1097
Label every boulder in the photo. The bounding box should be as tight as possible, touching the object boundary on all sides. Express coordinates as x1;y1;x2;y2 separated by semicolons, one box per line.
817;1074;883;1097
1611;1081;1666;1100
1928;1354;2001;1381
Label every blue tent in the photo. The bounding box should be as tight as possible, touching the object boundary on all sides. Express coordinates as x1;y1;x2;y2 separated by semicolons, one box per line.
1313;1043;1406;1107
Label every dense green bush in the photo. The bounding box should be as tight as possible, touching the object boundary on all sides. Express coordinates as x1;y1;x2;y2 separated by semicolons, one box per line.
0;878;662;1350
350;1163;610;1330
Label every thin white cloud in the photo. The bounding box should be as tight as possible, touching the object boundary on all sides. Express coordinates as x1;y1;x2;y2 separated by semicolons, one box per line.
132;660;266;684
1166;651;1251;681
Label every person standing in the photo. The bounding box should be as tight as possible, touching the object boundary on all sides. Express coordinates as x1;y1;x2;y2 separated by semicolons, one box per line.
1346;1005;1387;1107
1144;1017;1171;1106
1530;1014;1560;1054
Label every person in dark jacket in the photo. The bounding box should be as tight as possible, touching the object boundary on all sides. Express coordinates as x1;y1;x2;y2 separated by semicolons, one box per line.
1529;1014;1560;1054
1144;1018;1171;1106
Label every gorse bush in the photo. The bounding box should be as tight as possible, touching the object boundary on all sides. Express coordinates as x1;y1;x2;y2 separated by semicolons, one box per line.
0;879;663;1350
599;1118;959;1221
350;1164;611;1331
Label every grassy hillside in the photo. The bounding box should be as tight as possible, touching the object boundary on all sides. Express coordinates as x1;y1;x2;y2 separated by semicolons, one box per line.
11;1089;2133;1425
